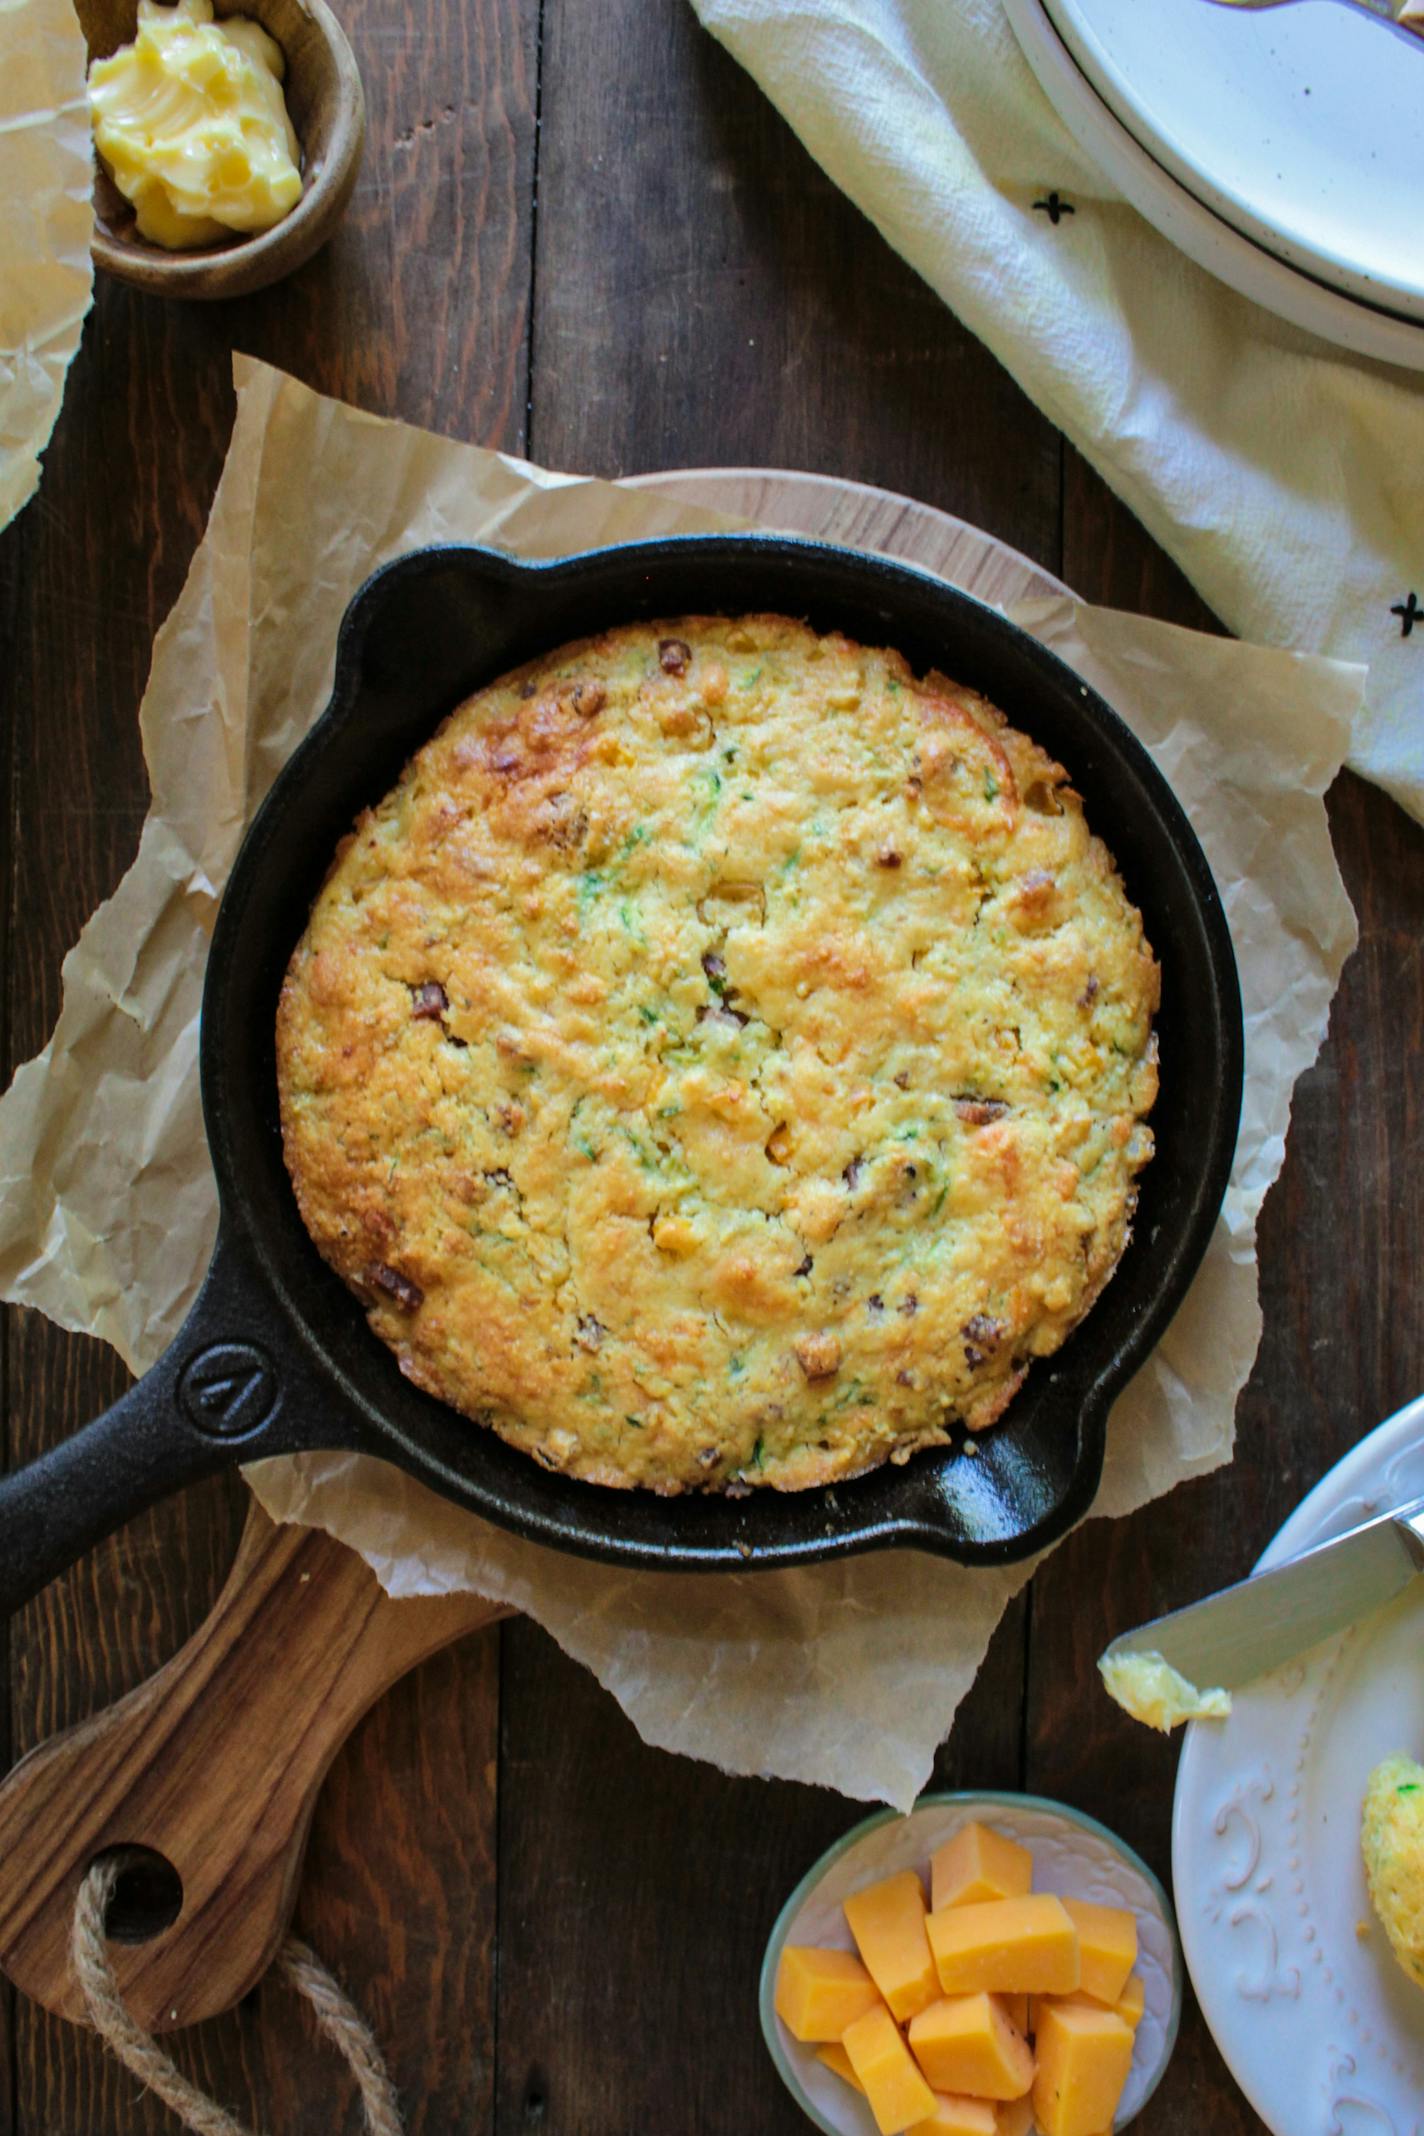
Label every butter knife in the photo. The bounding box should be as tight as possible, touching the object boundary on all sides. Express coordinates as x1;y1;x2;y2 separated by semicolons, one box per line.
1102;1491;1424;1694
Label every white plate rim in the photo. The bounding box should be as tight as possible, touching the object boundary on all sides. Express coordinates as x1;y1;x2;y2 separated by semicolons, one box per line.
1042;0;1424;322
1003;0;1424;373
758;1788;1184;2134
1172;1390;1424;2136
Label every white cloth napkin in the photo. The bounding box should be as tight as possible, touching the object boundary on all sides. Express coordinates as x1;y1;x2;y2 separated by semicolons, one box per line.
690;0;1424;824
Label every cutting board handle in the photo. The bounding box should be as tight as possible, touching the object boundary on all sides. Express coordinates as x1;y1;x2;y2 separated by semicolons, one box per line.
0;1500;506;2031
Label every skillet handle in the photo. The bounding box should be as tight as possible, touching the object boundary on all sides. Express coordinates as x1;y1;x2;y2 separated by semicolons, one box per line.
0;1229;342;1617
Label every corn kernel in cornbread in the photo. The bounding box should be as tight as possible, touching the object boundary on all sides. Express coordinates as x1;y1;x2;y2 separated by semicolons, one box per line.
817;2042;866;2094
1060;1899;1136;2007
846;1872;939;2022
907;1992;1033;2099
908;2096;998;2136
995;2102;1036;2136
277;617;1160;1495
1032;2002;1134;2136
843;2004;938;2135
932;1824;1034;1912
775;1944;883;2040
928;1895;1080;1997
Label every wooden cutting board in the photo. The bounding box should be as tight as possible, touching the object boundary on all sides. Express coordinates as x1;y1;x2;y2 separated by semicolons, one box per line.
0;468;1067;2037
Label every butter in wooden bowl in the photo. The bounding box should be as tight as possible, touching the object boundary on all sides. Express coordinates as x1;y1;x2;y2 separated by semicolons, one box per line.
88;0;301;249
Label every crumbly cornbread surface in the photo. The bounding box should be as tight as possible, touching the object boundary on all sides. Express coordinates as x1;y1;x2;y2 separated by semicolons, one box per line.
276;615;1159;1493
1362;1752;1424;1991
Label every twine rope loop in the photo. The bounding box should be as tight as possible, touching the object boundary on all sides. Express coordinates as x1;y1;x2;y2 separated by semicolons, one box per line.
70;1853;404;2136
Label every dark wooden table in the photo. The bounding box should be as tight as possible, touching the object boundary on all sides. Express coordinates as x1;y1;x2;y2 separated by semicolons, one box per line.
1;1;1420;2128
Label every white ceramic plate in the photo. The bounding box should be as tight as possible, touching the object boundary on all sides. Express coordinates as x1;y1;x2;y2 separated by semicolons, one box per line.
1003;0;1424;372
1174;1393;1424;2136
1046;0;1424;320
759;1791;1182;2134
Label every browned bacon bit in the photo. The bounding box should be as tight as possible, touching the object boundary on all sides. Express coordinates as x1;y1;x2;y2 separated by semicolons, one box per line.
842;1156;864;1189
963;1312;1006;1370
575;1315;604;1352
898;1293;919;1316
795;1331;842;1381
792;1252;814;1278
412;981;448;1020
658;637;691;675
368;1263;424;1312
570;681;606;718
954;1096;1009;1126
876;846;903;869
1079;973;1101;1007
697;1446;720;1469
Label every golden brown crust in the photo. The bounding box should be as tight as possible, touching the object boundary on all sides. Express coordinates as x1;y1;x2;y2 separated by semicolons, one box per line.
276;616;1159;1493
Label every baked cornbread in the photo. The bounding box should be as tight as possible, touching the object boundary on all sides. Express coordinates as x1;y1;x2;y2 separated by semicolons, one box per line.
276;616;1159;1493
1362;1752;1424;1991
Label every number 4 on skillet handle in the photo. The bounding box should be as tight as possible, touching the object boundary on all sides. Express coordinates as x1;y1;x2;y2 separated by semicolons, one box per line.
0;1227;361;1616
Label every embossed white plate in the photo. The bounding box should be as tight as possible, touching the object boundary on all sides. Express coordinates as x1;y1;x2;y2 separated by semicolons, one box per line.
1174;1392;1424;2136
1045;0;1424;322
760;1791;1182;2132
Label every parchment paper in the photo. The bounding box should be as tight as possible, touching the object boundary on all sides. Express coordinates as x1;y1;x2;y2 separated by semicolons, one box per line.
0;354;1361;1807
0;0;94;533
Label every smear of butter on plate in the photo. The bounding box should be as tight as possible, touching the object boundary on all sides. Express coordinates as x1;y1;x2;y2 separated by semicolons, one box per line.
89;0;302;249
1098;1649;1232;1733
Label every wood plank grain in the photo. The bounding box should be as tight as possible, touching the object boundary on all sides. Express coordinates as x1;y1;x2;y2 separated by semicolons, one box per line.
0;0;537;2125
498;3;1062;2130
528;0;1062;558
1034;452;1424;2133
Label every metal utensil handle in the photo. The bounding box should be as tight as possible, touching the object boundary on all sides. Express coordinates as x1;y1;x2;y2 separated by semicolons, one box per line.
0;1231;343;1616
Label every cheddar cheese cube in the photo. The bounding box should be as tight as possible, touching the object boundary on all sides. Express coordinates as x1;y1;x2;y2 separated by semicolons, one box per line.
907;1992;1033;2100
1032;2001;1135;2136
1038;1966;1144;2037
932;1824;1034;1913
846;1871;940;2022
817;2041;867;2095
907;2095;998;2136
1115;1972;1145;2029
999;1991;1030;2037
774;1944;884;2041
995;2101;1036;2136
1060;1899;1137;2008
843;2003;939;2135
928;1894;1080;1997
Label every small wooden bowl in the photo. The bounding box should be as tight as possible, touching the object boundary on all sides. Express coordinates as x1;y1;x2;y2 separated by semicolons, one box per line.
80;0;365;299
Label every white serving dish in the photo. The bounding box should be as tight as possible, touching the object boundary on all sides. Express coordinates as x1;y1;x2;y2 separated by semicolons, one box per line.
1045;0;1424;322
1174;1391;1424;2136
1004;0;1424;372
760;1791;1182;2133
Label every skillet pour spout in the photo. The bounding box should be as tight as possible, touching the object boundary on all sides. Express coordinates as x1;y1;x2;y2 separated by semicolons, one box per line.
0;536;1244;1610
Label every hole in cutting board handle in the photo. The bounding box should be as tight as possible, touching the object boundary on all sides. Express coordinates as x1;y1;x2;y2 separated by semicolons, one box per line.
90;1846;184;1944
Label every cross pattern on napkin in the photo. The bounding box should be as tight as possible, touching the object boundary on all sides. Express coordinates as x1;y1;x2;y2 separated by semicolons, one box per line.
1390;592;1421;638
1033;192;1075;225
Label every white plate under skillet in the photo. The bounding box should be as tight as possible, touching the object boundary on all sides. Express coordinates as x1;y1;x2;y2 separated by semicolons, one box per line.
759;1791;1182;2134
1003;0;1424;372
1044;0;1424;323
1174;1392;1424;2136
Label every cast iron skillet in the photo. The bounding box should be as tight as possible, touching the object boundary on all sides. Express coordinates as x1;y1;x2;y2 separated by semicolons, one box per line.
0;537;1243;1612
